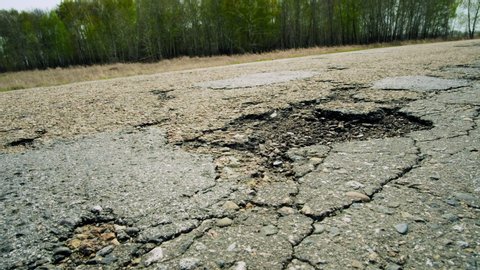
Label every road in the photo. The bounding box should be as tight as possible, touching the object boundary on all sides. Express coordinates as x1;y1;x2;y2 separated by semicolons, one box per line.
0;40;479;269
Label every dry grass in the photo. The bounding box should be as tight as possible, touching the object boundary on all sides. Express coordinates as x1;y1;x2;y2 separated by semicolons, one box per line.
0;39;449;92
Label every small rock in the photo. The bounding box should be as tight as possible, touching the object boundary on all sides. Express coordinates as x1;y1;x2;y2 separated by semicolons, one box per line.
53;246;72;263
457;241;469;248
273;160;283;166
313;224;325;234
125;227;140;237
116;230;130;241
452;224;464;232
387;202;401;208
217;217;233;227
53;246;72;256
441;213;459;222
368;252;380;263
345;191;370;202
329;227;340;237
386;263;402;270
179;257;200;270
300;205;312;215
223;201;240;210
86;257;102;265
232;261;247;270
453;192;476;204
144;247;163;266
91;205;103;214
100;232;116;241
227;242;237;251
445;199;459;206
114;224;126;232
97;245;114;257
101;254;117;265
195;242;207;251
345;181;365;190
309;157;323;165
278;207;295;216
351;259;364;269
110;238;120;246
270;112;278;118
261;225;278;236
68;238;82;249
394;223;409;235
375;206;395;215
453;192;475;202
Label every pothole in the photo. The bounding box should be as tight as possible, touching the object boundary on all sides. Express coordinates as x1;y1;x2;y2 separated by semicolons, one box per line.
54;209;141;267
185;101;433;175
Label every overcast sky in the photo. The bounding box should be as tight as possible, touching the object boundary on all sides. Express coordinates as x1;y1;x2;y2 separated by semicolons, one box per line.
0;0;62;11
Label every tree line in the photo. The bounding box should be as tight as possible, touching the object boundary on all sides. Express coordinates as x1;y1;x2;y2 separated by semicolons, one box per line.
0;0;467;72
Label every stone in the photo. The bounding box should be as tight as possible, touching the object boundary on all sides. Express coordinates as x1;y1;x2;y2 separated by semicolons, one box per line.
368;252;380;263
227;243;237;251
53;246;72;263
125;227;140;236
217;217;234;227
100;232;116;241
144;247;164;266
116;230;130;241
97;245;114;257
232;261;247;270
345;181;365;190
101;254;117;265
53;246;71;256
441;213;459;222
445;199;459;206
329;227;340;237
386;263;402;270
91;205;103;214
300;205;312;215
278;207;295;216
394;223;409;235
179;257;200;270
452;224;464;232
223;201;240;210
261;225;278;236
457;241;469;248
345;191;370;202
68;238;82;249
273;160;283;166
453;192;477;206
313;224;325;234
351;259;364;269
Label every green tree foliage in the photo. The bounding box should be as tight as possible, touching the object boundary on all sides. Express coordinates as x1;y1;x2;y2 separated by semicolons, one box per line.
0;0;462;72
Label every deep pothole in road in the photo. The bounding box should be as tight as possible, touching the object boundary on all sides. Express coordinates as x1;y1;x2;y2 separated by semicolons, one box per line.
186;101;433;175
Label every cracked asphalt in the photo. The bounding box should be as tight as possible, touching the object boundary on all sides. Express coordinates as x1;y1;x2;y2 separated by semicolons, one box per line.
0;40;479;270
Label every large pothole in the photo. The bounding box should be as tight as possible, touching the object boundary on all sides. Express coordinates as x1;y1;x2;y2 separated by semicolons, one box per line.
185;101;433;175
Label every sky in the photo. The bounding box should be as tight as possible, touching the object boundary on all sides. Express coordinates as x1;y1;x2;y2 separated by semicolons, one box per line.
0;0;62;11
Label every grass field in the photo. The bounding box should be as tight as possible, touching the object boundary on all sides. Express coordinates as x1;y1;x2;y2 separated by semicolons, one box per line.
0;39;452;92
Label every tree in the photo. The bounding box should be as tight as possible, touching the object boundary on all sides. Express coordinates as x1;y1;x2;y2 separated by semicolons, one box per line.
463;0;480;38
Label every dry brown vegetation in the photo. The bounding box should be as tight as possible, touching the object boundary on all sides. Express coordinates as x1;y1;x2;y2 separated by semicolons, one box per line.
0;40;447;92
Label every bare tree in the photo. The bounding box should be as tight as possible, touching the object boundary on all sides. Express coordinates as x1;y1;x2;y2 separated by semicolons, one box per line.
464;0;480;38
